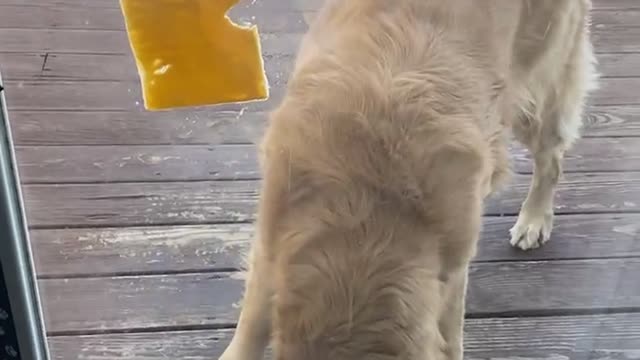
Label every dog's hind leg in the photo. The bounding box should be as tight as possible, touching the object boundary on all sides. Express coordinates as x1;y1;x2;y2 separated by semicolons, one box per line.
510;21;597;250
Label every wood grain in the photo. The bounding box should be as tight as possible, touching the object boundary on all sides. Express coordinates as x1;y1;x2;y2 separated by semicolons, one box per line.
585;105;640;137
0;28;302;55
0;7;625;35
511;137;640;173
9;110;268;146
3;77;637;112
12;137;640;184
22;180;261;228
592;9;640;28
0;4;309;33
6;0;640;10
8;104;640;147
21;172;640;228
1;23;638;54
16;145;260;183
4;80;286;111
29;214;640;278
592;0;640;10
0;50;632;82
0;52;295;82
47;313;640;360
39;258;640;333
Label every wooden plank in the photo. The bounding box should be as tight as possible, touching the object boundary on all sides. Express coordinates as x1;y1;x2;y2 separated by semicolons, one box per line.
592;26;640;53
38;258;640;333
12;137;640;184
595;78;640;105
1;1;635;36
592;9;640;28
9;110;268;146
489;172;640;216
3;77;635;112
0;52;294;82
22;181;261;228
3;51;637;82
47;313;640;360
585;105;640;136
511;137;640;173
29;214;640;277
21;172;640;228
0;28;302;54
8;0;640;13
0;24;638;54
596;53;640;78
15;145;260;183
0;4;309;33
592;0;640;10
0;4;125;30
30;224;254;277
8;105;640;147
4;80;286;111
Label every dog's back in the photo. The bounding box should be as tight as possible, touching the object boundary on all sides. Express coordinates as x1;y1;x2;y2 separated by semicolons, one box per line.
236;1;594;359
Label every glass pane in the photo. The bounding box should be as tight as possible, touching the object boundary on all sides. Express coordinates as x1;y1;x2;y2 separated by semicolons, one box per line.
0;0;638;359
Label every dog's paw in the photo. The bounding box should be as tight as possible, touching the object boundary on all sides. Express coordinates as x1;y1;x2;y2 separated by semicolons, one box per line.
509;211;553;250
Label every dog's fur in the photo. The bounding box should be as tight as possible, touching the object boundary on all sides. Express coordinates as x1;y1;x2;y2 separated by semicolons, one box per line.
219;0;597;359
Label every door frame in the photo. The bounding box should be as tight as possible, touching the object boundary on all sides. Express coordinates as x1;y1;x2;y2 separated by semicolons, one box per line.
0;71;50;360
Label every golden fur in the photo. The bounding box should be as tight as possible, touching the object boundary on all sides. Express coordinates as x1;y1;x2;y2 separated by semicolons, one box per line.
220;1;598;359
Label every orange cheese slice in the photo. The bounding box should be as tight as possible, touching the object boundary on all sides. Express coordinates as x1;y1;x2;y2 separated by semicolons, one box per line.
120;0;269;110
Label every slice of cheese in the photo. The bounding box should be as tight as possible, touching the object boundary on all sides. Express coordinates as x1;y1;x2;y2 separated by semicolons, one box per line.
120;0;269;110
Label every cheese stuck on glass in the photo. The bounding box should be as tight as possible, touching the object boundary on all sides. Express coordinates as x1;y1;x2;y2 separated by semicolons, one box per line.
120;0;269;110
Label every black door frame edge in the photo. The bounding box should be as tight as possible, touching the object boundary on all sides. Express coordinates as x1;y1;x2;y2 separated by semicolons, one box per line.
0;70;50;360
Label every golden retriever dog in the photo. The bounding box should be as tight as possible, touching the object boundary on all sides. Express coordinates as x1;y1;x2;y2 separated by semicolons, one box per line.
219;0;597;359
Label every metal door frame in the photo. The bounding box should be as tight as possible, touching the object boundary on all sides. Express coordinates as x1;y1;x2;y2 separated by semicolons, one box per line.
0;71;50;360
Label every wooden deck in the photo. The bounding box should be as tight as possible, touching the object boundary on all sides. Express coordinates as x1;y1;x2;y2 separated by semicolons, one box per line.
1;0;640;358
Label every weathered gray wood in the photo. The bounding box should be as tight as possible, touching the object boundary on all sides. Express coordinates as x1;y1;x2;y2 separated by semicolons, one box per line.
3;51;635;82
22;172;640;228
47;313;640;360
488;172;640;216
10;110;268;146
478;214;640;262
0;4;125;30
0;28;302;54
3;78;635;112
0;24;638;54
596;53;640;78
0;4;309;33
16;145;260;183
6;0;640;13
592;9;640;27
30;224;253;277
0;52;294;82
592;26;640;53
39;272;245;333
29;214;640;277
0;6;629;34
8;105;640;147
23;181;261;228
592;0;640;10
585;105;640;137
39;258;640;333
595;78;640;106
12;138;640;184
4;80;286;111
511;137;640;173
